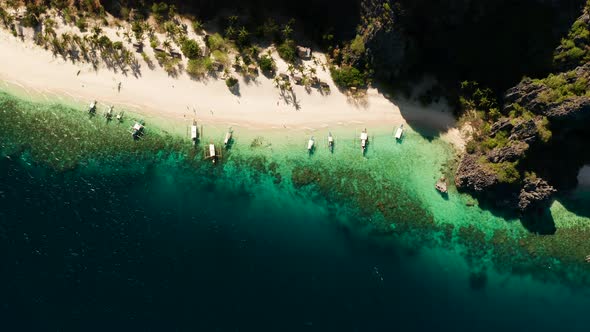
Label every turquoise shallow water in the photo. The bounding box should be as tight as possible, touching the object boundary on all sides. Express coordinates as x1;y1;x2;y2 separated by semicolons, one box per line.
1;89;590;330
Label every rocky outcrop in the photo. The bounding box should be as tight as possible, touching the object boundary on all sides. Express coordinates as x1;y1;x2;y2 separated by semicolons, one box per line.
455;154;498;192
360;0;409;81
504;65;590;123
487;141;528;163
518;177;557;212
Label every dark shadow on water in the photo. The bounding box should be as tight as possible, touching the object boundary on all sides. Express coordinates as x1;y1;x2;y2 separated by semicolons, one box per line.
555;190;590;219
520;207;556;235
469;270;488;290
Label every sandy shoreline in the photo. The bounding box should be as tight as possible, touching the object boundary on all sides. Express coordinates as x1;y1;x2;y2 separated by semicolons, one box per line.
0;21;464;148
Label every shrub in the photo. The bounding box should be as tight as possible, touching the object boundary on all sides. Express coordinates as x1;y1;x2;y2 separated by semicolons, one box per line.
258;55;276;73
536;117;552;143
277;39;296;63
489;161;520;184
350;34;365;56
187;58;212;77
76;17;87;32
226;77;238;88
330;65;367;88
465;140;478;154
212;49;229;66
151;2;168;23
181;39;201;60
192;20;203;34
207;33;228;52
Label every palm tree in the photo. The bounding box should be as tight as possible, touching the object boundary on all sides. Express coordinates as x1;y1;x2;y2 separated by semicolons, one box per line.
61;32;71;46
287;64;295;75
224;26;235;39
123;30;132;43
162;39;172;52
282;24;293;40
273;76;281;88
92;25;102;37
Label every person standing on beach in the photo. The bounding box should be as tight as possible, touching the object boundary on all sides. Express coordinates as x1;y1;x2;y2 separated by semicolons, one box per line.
118;82;121;93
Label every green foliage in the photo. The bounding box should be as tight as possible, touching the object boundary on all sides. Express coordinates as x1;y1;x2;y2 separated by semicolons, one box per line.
212;50;229;67
260;18;279;41
536;117;552;143
181;39;201;60
131;21;144;41
465;140;478;154
554;14;590;67
22;3;44;28
76;17;87;32
98;35;112;49
350;34;365;56
151;2;168;23
277;39;297;63
192;20;203;34
489;161;521;184
330;66;367;89
207;33;229;52
236;26;250;48
536;72;589;104
481;131;509;152
226;77;238;88
187;57;212;77
258;55;276;73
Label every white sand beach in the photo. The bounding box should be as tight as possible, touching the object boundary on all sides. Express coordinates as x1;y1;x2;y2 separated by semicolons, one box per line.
0;16;463;148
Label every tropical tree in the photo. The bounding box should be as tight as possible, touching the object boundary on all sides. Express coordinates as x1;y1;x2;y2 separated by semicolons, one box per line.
92;25;102;37
237;26;249;48
282;24;293;40
162;39;172;52
181;39;201;59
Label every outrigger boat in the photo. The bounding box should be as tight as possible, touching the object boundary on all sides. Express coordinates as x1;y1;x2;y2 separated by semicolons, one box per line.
395;124;404;140
204;142;222;164
88;100;97;115
307;136;315;152
191;119;199;145
130;121;144;140
116;111;124;122
105;105;114;121
360;128;369;152
223;127;233;147
328;132;334;152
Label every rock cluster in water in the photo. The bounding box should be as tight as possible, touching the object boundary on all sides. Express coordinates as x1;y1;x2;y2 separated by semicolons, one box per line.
456;65;590;213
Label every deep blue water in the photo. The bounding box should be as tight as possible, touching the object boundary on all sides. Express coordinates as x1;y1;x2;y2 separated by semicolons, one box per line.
1;155;590;331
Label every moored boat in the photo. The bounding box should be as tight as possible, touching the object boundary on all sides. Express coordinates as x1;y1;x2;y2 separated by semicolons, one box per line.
395;124;404;140
307;136;315;152
130;122;144;140
360;129;368;152
224;127;233;147
328;132;334;152
88;100;97;115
